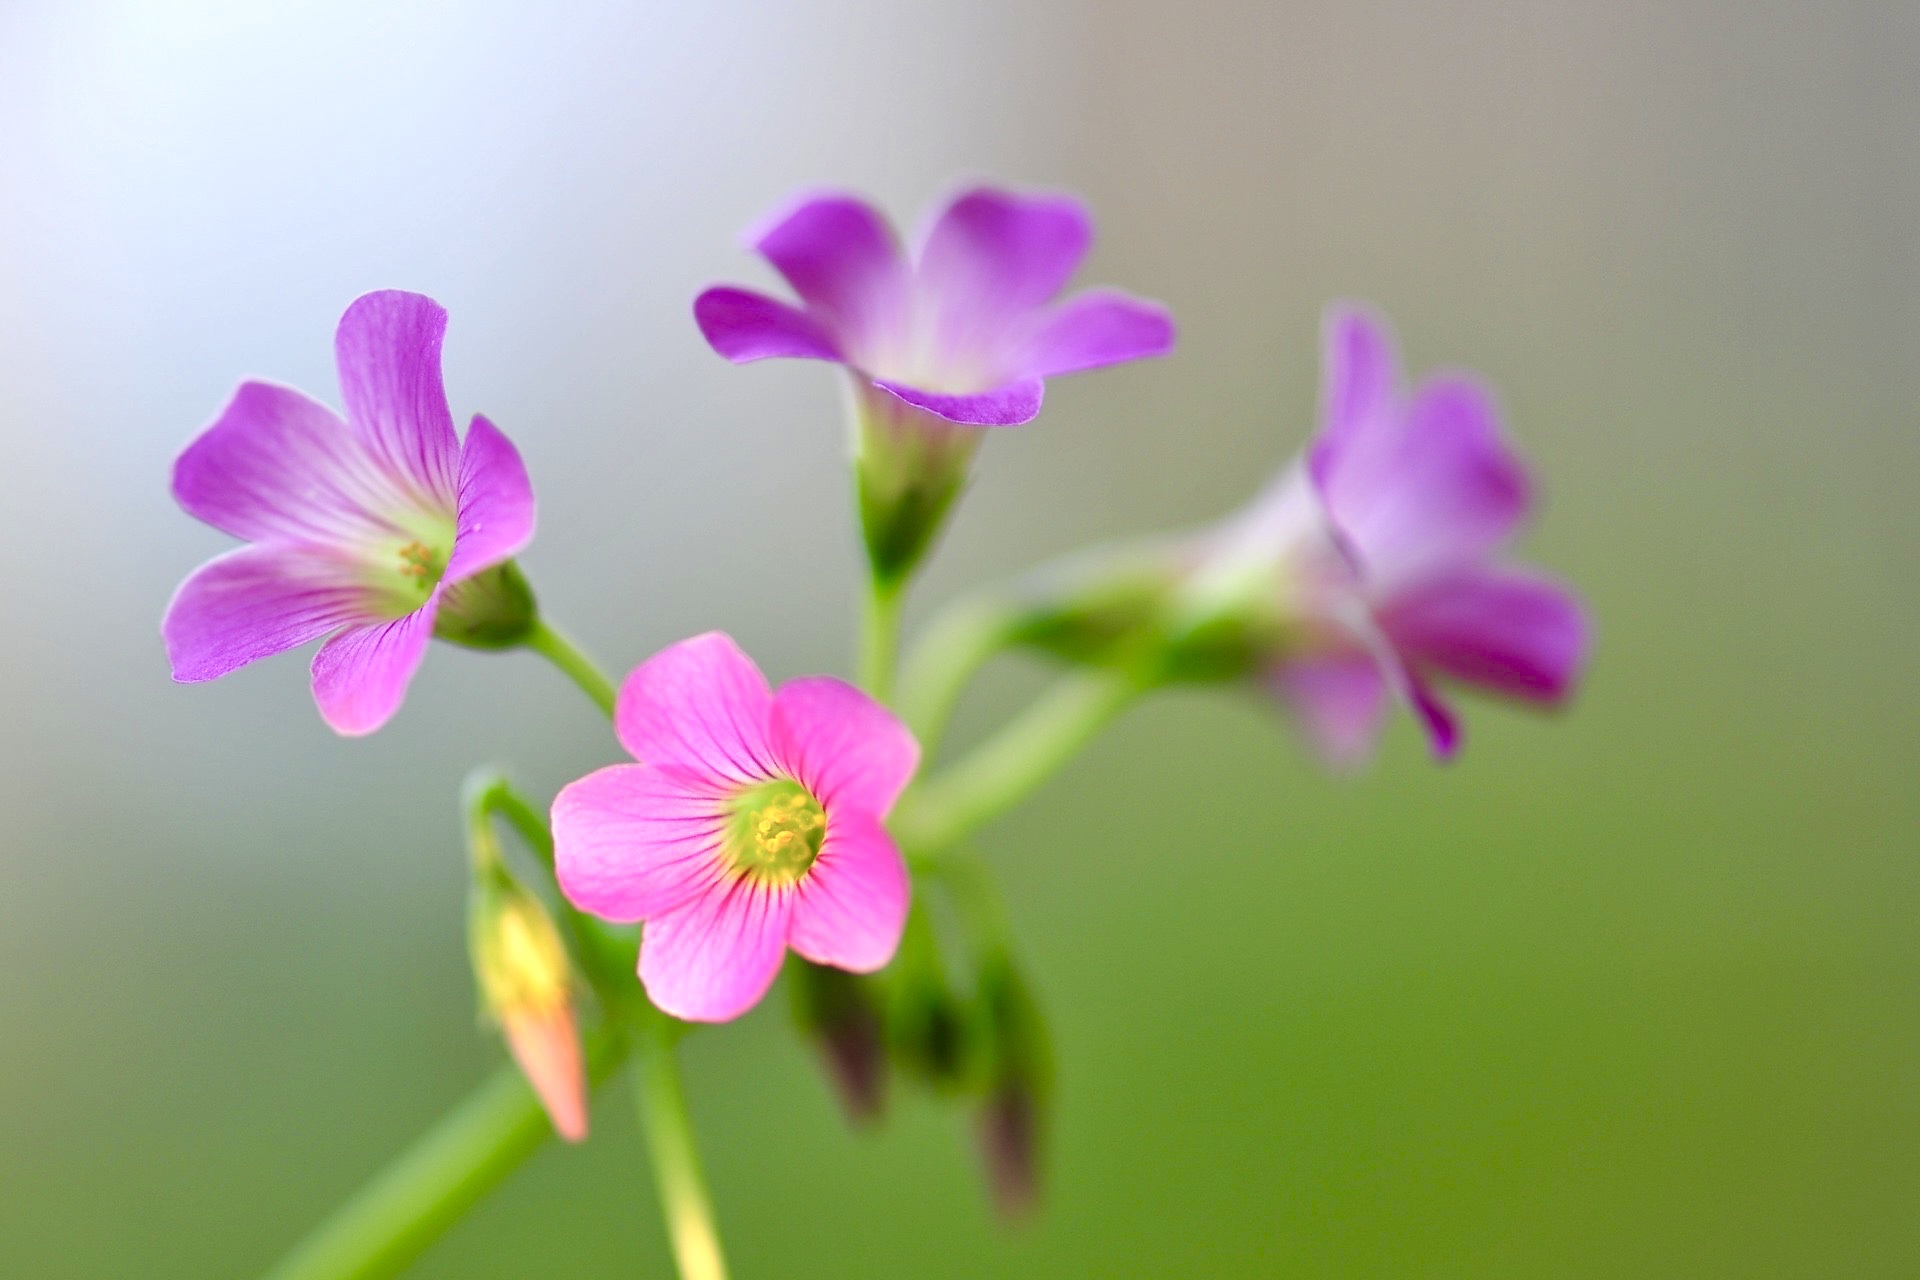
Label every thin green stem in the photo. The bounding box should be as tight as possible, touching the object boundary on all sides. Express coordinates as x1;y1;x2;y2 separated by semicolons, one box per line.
896;671;1142;861
857;574;905;702
525;618;618;718
894;596;1020;759
634;1024;729;1280
264;1032;626;1280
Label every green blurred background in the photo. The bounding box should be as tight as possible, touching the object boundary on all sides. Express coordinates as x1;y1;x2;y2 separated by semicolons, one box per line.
2;2;1915;1276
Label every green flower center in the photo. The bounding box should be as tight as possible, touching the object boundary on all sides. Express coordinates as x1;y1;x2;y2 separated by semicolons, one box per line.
725;779;826;885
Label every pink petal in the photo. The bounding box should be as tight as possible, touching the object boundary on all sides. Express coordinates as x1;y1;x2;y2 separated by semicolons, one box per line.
693;287;844;364
163;544;377;683
1020;289;1176;378
445;414;536;583
552;763;731;923
333;290;461;507
1268;653;1389;769
788;810;909;974
639;878;794;1022
172;381;422;545
916;188;1092;331
308;597;439;736
769;677;919;817
749;192;907;355
501;1005;588;1142
613;632;779;783
1315;302;1400;448
1320;375;1532;586
869;376;1045;427
1384;568;1589;705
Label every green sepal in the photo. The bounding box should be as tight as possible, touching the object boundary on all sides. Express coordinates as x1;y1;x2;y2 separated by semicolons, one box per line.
435;560;539;651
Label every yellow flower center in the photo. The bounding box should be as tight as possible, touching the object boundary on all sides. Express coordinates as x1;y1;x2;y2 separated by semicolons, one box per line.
725;780;826;885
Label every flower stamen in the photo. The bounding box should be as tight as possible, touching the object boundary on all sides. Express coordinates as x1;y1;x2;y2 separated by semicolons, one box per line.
725;779;826;885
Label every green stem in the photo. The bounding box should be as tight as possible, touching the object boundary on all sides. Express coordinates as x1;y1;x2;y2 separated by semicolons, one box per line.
264;1033;626;1280
525;619;618;718
896;671;1142;861
857;574;905;702
894;596;1020;760
634;1024;730;1280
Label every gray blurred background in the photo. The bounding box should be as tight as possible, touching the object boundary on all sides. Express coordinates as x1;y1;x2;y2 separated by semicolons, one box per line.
2;2;1916;1276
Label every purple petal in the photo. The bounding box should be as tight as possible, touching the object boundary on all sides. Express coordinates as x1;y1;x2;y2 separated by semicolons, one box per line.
769;677;920;818
163;545;375;683
1020;289;1176;379
693;287;844;364
639;878;793;1022
749;193;907;355
869;376;1045;427
172;381;420;545
308;597;439;736
334;290;461;507
1317;301;1400;447
789;810;909;974
1318;375;1532;585
1384;568;1589;704
614;632;778;783
1267;654;1389;769
916;187;1092;326
552;763;731;923
445;415;536;583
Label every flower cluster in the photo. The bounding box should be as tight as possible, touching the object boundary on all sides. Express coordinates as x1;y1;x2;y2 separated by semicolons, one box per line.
165;180;1589;1269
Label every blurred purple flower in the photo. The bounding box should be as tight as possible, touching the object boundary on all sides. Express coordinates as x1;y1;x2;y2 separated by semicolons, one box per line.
162;291;535;736
692;185;1175;427
1217;303;1589;765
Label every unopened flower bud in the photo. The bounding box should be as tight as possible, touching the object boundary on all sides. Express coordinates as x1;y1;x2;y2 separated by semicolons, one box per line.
435;559;539;651
471;875;587;1141
971;952;1053;1221
788;957;887;1124
885;904;972;1091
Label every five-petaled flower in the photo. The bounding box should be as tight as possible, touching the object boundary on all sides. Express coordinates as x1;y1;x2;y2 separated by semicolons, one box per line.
162;291;536;735
552;633;920;1023
1197;302;1589;765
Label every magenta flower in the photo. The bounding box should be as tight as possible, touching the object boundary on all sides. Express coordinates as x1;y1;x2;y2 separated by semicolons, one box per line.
551;633;919;1023
693;185;1176;427
1222;303;1589;765
162;291;535;736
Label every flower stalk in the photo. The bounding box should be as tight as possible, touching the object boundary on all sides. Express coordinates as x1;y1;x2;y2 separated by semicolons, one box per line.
634;1021;730;1280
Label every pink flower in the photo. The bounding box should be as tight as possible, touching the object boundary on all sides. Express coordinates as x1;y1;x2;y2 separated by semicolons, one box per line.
551;633;920;1023
162;291;535;735
1210;302;1589;765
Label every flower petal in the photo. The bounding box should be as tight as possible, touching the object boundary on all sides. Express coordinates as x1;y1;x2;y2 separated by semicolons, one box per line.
308;596;439;736
693;287;844;364
445;414;536;583
1315;301;1400;448
1020;289;1176;378
869;376;1044;427
552;763;731;923
614;632;779;782
163;544;376;683
1384;568;1588;704
639;878;793;1022
789;809;909;974
334;290;461;507
1319;375;1532;586
770;677;920;817
172;380;417;545
916;188;1092;331
1268;653;1389;769
749;192;907;355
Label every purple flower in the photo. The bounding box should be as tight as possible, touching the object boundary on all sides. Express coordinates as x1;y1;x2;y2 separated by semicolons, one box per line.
1215;302;1589;765
551;633;919;1023
162;291;535;736
693;185;1176;428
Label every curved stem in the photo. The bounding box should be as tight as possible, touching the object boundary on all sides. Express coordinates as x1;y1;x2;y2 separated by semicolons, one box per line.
264;1033;626;1280
896;671;1142;862
894;596;1020;760
525;618;618;718
634;1024;729;1280
857;575;905;702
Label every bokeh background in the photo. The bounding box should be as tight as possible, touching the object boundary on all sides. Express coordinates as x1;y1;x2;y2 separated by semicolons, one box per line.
3;2;1916;1276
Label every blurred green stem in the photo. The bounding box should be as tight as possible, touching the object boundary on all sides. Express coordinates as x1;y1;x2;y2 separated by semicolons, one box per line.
858;574;905;702
526;618;618;717
262;1032;626;1280
896;670;1142;862
634;1021;730;1280
895;596;1020;758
